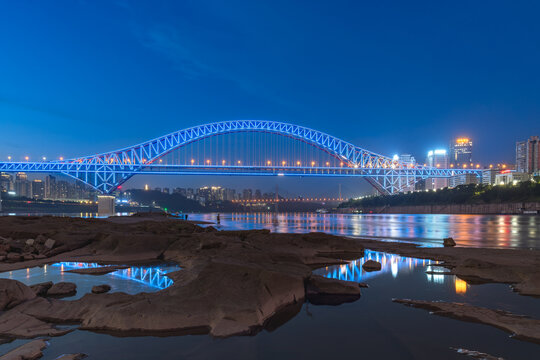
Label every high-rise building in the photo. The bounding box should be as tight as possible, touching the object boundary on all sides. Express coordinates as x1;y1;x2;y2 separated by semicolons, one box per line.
56;180;70;199
31;180;45;199
224;188;236;201
242;188;253;200
516;140;527;173
523;136;539;174
426;149;449;189
14;173;31;198
516;136;540;174
450;138;473;166
0;173;13;192
44;175;56;199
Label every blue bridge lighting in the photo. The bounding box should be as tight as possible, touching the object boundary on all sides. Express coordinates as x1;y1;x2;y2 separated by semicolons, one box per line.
0;120;481;195
52;262;176;290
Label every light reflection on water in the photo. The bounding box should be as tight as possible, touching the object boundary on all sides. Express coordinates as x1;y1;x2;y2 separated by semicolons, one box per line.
314;250;469;295
0;262;178;298
51;262;175;290
189;212;540;249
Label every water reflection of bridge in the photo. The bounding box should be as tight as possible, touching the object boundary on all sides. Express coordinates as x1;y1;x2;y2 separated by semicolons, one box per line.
317;250;469;294
53;262;175;289
316;250;434;282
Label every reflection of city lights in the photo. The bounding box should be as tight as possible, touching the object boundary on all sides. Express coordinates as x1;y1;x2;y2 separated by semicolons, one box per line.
455;278;467;294
316;250;429;283
391;260;398;278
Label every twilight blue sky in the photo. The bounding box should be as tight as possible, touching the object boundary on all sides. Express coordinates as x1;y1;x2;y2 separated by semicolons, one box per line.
1;1;539;195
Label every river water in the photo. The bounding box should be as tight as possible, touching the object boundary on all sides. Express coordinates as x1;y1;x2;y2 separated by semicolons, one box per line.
1;212;539;359
189;212;540;249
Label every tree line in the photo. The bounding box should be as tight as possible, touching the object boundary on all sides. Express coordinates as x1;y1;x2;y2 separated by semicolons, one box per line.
339;180;540;209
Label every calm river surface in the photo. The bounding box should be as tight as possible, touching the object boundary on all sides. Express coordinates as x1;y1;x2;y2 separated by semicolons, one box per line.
189;212;540;249
1;212;539;359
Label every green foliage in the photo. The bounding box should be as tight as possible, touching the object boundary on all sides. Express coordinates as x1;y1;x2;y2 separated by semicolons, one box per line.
339;181;540;208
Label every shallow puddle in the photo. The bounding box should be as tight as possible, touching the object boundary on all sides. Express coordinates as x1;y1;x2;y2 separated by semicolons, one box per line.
0;262;179;300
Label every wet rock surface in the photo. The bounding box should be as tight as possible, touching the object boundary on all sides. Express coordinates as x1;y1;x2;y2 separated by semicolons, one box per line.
362;260;381;272
0;215;365;340
29;282;53;297
443;237;456;247
91;284;111;294
0;339;48;360
54;354;88;360
0;280;36;311
305;275;361;305
46;283;76;298
393;299;540;343
450;347;504;359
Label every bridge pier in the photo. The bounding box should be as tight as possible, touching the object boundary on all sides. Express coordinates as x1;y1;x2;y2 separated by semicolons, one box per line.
97;195;115;216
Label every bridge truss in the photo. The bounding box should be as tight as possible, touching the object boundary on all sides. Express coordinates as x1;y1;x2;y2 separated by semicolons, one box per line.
0;120;481;195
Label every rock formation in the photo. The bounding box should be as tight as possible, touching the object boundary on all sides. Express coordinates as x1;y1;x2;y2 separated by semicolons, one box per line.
0;339;48;360
0;216;365;340
91;285;111;294
46;282;76;298
393;299;540;343
362;260;382;272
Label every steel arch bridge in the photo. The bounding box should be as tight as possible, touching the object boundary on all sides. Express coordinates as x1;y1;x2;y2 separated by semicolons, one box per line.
0;120;481;195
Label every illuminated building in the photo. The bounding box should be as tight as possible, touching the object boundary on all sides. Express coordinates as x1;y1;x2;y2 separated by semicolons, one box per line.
242;188;253;200
516;136;540;174
44;175;56;199
482;168;500;185
31;179;45;199
495;171;530;185
516;140;527;173
14;172;31;198
450;137;473;166
426;149;449;189
0;172;13;192
449;173;478;188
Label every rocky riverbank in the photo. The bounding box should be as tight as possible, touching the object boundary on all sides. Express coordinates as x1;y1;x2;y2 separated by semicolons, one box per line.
0;213;539;358
0;214;365;342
